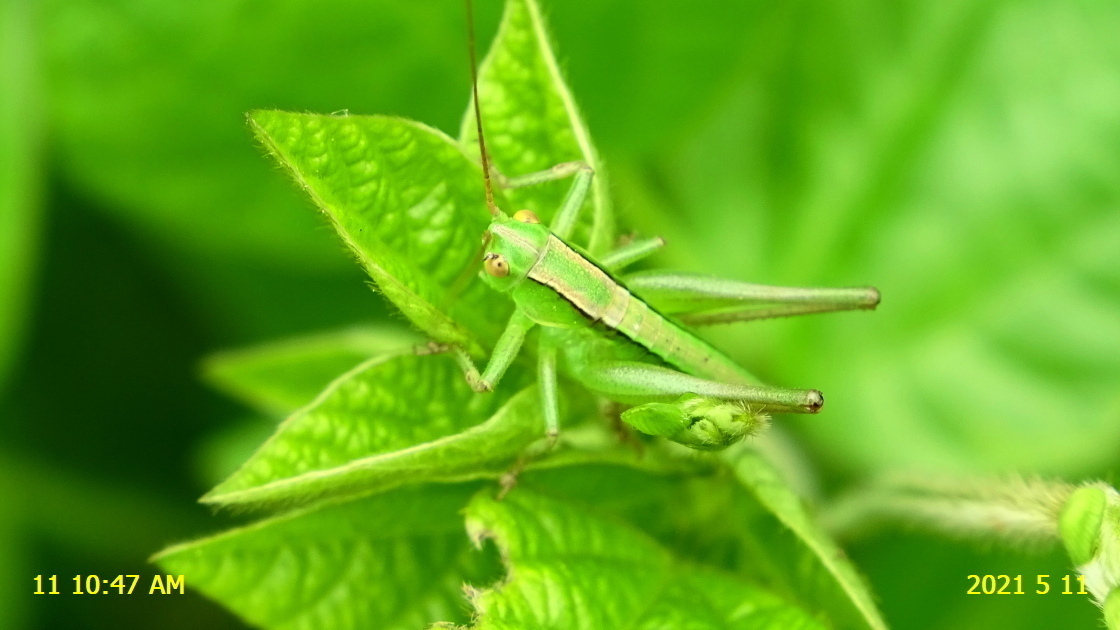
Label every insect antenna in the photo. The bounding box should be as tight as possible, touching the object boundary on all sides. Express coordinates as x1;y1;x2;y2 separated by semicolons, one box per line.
465;0;500;217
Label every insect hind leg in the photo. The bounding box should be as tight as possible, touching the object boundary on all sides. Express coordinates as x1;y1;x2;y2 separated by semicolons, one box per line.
600;235;666;271
624;271;880;326
576;360;824;415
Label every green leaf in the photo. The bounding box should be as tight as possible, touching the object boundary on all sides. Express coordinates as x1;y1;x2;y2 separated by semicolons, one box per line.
203;354;539;509
249;110;511;353
512;461;884;630
203;325;421;416
462;487;827;630
193;417;278;489
0;449;207;559
727;449;888;630
155;484;488;630
0;0;40;390
461;0;614;255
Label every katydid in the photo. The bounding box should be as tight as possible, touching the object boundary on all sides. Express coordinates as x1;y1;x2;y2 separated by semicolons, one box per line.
449;0;880;450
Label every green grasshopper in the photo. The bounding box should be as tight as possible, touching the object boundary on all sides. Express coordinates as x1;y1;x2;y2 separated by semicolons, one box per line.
447;0;880;450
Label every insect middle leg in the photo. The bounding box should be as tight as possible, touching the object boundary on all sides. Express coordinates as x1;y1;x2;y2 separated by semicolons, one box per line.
449;316;561;445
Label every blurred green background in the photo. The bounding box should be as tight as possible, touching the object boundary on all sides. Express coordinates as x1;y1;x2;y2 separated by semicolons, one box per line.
1;0;1117;627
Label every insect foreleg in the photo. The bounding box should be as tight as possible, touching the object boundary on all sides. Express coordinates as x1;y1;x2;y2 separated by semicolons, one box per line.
576;360;824;415
625;271;880;325
451;311;536;393
600;236;666;271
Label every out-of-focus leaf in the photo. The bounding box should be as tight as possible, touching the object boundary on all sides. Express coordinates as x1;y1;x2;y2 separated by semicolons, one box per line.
461;0;613;255
250;110;511;353
202;325;420;416
542;0;771;159
857;530;1098;630
0;0;39;390
0;450;206;559
202;354;538;509
463;488;827;630
0;456;28;630
155;484;486;630
626;0;1120;475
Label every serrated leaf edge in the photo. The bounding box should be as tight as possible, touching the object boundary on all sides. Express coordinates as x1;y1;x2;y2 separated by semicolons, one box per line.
248;110;488;355
201;372;541;509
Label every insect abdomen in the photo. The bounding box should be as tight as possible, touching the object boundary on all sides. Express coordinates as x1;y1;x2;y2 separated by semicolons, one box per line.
527;235;753;385
616;295;751;385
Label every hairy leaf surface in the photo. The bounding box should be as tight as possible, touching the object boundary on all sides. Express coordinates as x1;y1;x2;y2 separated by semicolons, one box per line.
514;461;885;630
203;354;537;509
250;110;510;353
155;484;486;630
463;488;827;630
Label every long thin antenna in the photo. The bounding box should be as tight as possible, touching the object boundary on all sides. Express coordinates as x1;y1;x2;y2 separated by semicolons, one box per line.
465;0;500;217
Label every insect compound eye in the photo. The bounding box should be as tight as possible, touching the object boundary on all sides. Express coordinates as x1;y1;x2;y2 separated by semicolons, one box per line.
513;209;540;224
483;253;510;278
